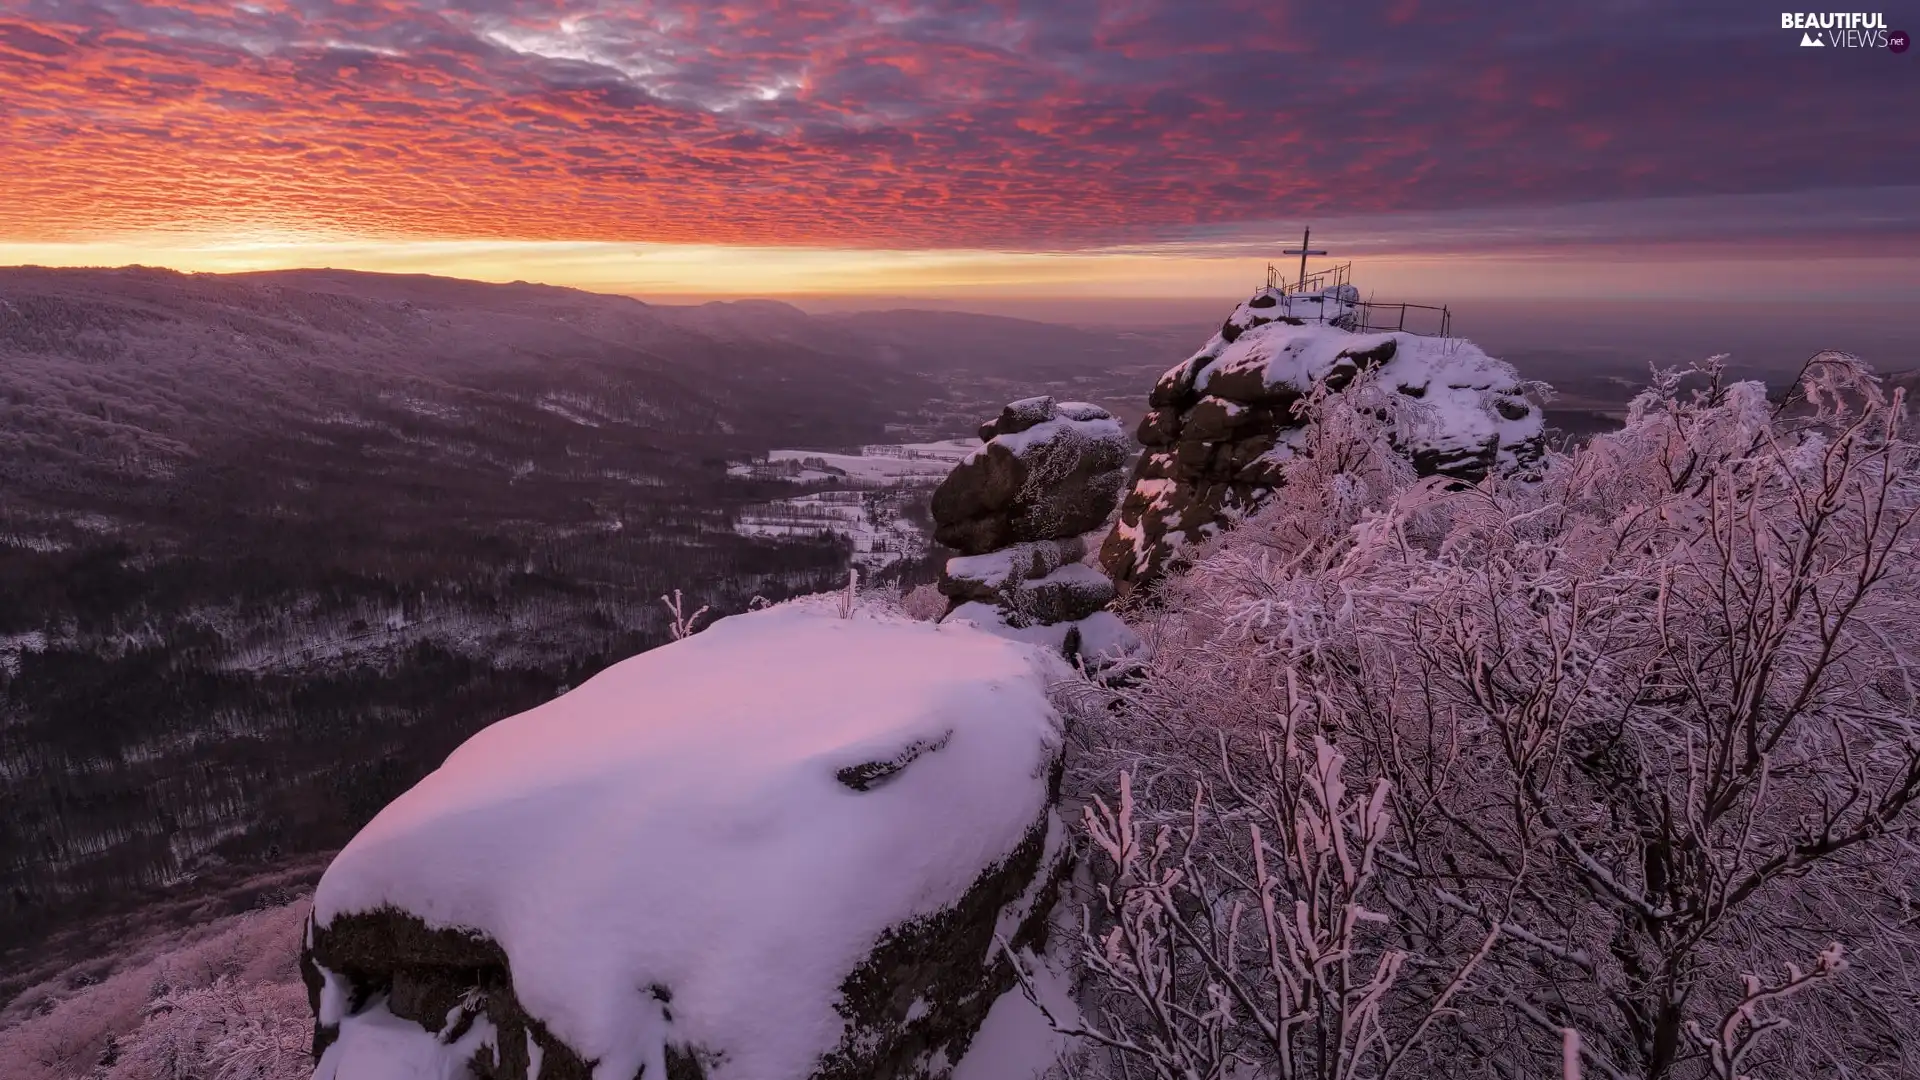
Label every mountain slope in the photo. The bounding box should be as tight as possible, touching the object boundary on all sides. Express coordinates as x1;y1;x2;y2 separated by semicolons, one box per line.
0;267;940;963
0;266;927;491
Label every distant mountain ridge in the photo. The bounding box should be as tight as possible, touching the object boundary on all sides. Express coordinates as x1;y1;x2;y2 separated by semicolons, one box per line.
0;266;914;492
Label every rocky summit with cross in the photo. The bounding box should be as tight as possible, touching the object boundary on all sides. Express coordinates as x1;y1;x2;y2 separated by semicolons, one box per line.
1098;259;1548;597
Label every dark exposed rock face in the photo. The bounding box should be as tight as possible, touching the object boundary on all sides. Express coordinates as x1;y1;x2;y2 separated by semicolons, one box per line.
1102;289;1547;596
931;399;1129;556
303;912;606;1080
303;765;1069;1080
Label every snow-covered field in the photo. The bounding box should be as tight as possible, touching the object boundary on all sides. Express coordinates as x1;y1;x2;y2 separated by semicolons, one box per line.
730;439;976;569
734;490;929;570
728;438;976;486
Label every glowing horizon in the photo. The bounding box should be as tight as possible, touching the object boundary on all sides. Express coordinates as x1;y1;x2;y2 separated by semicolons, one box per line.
6;212;1914;311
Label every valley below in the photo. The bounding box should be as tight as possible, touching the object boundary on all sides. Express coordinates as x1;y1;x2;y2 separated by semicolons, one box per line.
0;267;1180;989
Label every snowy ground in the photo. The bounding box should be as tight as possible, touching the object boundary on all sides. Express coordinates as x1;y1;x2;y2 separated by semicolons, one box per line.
733;490;929;571
729;439;977;570
952;953;1081;1080
727;439;976;486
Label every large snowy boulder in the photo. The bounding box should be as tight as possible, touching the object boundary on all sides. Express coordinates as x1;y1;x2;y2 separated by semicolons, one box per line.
303;597;1071;1080
1102;291;1545;594
931;398;1129;556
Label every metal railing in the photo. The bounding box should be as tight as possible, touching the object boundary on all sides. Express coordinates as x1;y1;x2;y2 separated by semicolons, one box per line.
1338;299;1452;338
1265;261;1352;295
1249;280;1453;339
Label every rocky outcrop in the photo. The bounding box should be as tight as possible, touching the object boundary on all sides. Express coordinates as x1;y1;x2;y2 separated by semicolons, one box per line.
931;396;1130;556
1101;288;1546;596
304;799;1066;1080
303;601;1073;1080
931;397;1140;671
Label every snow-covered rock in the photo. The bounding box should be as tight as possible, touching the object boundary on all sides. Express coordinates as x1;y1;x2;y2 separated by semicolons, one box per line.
943;605;1138;675
303;597;1072;1080
977;395;1061;440
931;400;1129;556
1007;563;1115;625
939;537;1088;603
949;952;1081;1080
1102;289;1546;594
1222;283;1358;339
926;397;1142;675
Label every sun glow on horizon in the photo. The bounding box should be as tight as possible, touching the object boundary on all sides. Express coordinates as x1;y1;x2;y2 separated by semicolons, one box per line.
5;230;1916;314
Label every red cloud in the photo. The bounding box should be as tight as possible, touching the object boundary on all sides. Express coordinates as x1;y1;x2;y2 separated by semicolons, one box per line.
0;1;1910;249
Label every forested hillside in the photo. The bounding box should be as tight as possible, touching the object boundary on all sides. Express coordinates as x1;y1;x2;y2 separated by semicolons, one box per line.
0;267;1179;977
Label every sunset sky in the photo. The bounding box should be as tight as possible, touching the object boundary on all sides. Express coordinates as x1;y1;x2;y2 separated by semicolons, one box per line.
2;0;1915;312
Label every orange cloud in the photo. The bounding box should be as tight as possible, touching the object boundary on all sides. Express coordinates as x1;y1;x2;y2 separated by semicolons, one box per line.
0;1;1912;250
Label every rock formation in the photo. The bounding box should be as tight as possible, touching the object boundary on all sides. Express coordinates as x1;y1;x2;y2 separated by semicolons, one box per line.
931;396;1130;555
1101;287;1546;595
928;396;1139;667
303;599;1071;1080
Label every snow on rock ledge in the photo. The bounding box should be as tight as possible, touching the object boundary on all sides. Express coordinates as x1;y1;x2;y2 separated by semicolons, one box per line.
304;596;1072;1080
1102;293;1546;594
928;396;1141;675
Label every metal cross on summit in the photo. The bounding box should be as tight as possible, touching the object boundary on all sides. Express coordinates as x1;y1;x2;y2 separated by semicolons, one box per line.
1282;227;1328;292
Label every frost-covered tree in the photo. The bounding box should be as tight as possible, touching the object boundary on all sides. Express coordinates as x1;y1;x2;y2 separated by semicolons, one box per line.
1057;355;1920;1079
0;902;311;1080
1016;729;1501;1080
103;977;309;1080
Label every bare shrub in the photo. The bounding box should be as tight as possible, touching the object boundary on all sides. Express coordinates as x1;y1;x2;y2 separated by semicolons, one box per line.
1058;356;1920;1078
659;588;710;639
1012;730;1501;1080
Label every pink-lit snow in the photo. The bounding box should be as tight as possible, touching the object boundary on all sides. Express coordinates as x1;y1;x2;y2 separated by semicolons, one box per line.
310;595;1071;1080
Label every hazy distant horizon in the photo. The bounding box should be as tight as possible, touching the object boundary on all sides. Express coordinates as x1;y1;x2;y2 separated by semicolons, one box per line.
7;260;1906;383
606;294;1920;385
